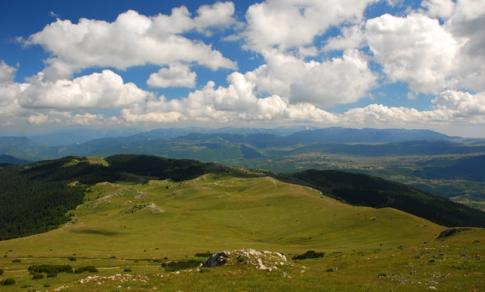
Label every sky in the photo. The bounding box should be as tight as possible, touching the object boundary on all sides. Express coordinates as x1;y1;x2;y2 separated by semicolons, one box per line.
0;0;484;137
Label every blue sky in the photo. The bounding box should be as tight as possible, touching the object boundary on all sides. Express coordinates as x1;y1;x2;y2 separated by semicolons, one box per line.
0;0;484;136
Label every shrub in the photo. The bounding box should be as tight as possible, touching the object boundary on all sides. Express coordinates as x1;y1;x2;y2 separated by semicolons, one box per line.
32;273;44;280
0;268;3;275
161;259;202;272
195;252;212;258
11;259;21;263
68;256;76;261
123;267;132;272
28;264;73;277
74;266;98;273
292;250;324;260
1;278;15;286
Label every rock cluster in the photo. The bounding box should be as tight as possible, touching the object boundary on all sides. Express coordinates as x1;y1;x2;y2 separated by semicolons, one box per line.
203;249;287;272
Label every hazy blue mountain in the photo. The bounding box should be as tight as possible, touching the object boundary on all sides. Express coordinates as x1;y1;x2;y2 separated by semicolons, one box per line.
286;127;452;144
0;127;476;162
0;154;29;165
28;127;140;146
414;155;485;182
290;141;485;156
0;136;43;160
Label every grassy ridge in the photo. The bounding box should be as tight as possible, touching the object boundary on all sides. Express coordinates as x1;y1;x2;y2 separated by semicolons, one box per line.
1;154;484;242
287;169;485;228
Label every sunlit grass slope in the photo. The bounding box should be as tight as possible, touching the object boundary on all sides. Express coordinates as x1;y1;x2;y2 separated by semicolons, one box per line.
0;175;483;291
1;175;441;256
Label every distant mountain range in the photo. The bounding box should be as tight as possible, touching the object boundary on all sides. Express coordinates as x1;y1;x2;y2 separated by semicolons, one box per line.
0;154;30;165
1;127;476;162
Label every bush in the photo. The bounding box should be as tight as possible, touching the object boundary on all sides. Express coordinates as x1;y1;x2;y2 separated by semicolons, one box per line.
292;250;324;260
162;259;202;272
0;268;3;275
123;267;132;272
11;259;21;263
28;264;73;277
68;256;76;261
195;252;212;258
74;266;98;274
32;273;44;280
1;278;15;286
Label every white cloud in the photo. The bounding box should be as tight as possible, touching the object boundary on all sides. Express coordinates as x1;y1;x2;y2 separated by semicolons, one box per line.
433;90;485;118
19;70;149;110
0;61;16;84
342;90;485;126
445;0;485;91
244;0;375;52
421;0;455;18
122;72;338;124
366;13;459;93
0;61;27;125
28;5;236;80
194;2;236;30
245;50;376;108
323;24;365;52
27;113;49;125
147;64;196;88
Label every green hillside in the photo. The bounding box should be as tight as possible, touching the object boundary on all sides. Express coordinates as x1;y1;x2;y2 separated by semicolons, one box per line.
0;156;483;290
287;169;485;228
1;174;484;290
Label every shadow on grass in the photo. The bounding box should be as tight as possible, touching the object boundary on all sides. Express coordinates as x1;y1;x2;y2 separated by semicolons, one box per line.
70;228;121;236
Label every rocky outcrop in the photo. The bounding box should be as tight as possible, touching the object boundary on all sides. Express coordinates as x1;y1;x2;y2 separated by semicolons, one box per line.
202;249;287;272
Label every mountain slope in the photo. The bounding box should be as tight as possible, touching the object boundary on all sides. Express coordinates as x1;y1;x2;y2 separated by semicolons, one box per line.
1;174;443;256
0;154;29;165
0;156;484;290
287;169;485;227
0;155;263;240
2;154;484;242
287;127;452;144
414;154;485;182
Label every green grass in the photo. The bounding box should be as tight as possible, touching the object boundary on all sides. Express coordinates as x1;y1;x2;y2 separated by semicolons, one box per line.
0;175;483;291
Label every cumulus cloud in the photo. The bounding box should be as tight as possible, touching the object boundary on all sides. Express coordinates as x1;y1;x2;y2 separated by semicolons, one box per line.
0;61;28;125
27;4;236;79
364;1;485;94
433;90;485;119
194;1;236;30
122;72;338;124
323;24;365;52
445;0;485;91
0;61;16;84
244;0;375;52
366;13;459;93
27;113;49;125
342;90;485;126
421;0;456;18
147;64;197;88
19;70;149;110
2;1;485;135
245;50;376;108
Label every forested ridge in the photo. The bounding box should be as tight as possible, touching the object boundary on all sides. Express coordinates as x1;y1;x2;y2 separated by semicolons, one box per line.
0;166;85;240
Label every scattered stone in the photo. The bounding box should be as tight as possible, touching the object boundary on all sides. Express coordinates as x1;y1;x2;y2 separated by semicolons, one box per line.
203;252;229;267
202;249;287;272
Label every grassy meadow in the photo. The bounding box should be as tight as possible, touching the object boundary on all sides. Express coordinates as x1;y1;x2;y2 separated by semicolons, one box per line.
0;175;483;291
